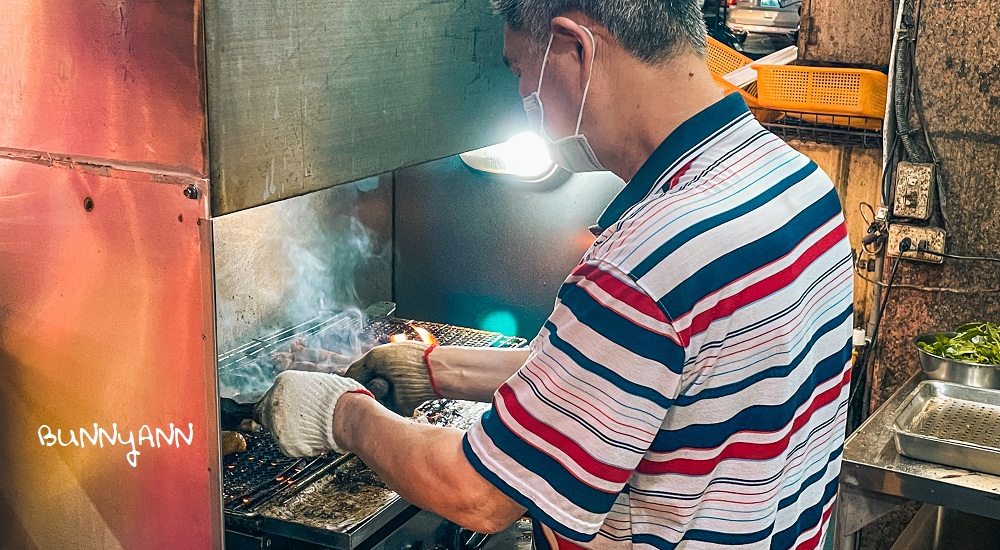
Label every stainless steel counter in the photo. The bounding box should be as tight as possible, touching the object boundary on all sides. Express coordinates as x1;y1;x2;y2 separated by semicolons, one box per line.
837;371;1000;547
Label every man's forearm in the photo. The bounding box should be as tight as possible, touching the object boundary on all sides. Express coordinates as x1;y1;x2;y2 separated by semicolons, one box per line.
429;347;530;402
333;393;526;533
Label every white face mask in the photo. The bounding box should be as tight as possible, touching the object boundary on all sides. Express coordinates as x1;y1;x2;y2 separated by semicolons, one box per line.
522;27;606;173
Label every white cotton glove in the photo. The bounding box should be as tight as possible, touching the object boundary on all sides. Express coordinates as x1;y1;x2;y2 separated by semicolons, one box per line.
344;341;438;416
345;342;532;413
253;370;372;457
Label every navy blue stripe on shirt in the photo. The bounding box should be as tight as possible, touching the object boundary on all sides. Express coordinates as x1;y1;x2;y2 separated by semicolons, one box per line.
556;281;686;373
544;320;678;409
649;339;849;453
778;446;844;512
675;129;773;193
660;187;845;316
463;435;598;543
674;306;852;407
691;253;852;355
514;368;653;455
468;411;616;525
630;161;817;278
770;473;840;549
633;522;775;550
597;94;752;231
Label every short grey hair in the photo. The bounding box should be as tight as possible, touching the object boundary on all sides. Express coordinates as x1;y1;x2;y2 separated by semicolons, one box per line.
492;0;707;63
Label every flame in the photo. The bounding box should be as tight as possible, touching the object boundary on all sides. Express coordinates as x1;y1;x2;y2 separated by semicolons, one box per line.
412;325;439;346
389;325;439;346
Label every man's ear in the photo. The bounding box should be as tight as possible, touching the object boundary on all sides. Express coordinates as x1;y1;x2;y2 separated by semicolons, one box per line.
549;16;597;90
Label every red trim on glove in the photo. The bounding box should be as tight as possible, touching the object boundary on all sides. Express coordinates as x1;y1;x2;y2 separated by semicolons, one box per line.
348;388;376;399
423;344;443;398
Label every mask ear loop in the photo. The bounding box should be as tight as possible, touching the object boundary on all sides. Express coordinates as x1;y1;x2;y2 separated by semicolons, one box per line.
575;26;597;135
537;33;555;94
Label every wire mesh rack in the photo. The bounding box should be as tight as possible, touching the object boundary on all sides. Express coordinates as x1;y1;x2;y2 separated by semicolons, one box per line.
754;109;883;148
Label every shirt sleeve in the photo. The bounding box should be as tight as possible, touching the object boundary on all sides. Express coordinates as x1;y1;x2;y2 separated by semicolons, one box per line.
463;260;687;542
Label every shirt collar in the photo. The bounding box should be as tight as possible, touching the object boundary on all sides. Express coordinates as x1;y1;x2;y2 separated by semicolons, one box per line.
595;93;751;231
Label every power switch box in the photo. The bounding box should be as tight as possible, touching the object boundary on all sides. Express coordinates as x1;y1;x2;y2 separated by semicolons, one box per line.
887;224;946;263
893;162;936;220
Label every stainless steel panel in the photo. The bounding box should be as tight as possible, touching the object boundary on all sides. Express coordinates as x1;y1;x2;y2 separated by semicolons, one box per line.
203;0;522;215
0;159;220;548
892;381;1000;476
0;0;207;172
393;156;626;337
213;176;393;353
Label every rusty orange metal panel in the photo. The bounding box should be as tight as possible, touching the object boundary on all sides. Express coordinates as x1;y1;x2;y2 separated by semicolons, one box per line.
0;0;207;173
0;158;220;548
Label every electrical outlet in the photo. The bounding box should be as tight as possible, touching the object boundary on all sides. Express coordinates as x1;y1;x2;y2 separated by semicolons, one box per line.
887;224;946;263
893;162;935;220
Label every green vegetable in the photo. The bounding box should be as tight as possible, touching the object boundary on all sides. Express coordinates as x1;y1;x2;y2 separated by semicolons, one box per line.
918;322;1000;365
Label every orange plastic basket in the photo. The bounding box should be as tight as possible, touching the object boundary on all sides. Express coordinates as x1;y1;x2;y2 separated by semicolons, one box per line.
706;36;753;76
753;65;888;119
706;37;758;97
712;74;781;124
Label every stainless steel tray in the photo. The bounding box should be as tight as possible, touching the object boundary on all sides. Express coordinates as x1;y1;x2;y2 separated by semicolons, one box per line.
893;380;1000;475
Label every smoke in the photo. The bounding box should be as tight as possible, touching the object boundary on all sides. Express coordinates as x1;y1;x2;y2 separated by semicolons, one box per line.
280;214;377;318
215;179;391;399
216;308;377;399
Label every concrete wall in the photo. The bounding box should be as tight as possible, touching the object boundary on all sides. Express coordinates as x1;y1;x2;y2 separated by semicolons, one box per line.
860;1;1000;548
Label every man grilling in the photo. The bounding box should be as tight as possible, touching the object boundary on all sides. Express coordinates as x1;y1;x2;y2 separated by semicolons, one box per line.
254;0;854;547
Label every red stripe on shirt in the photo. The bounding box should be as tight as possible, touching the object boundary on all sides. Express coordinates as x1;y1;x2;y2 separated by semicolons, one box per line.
680;219;847;342
667;159;695;190
635;368;850;475
524;359;659;442
794;497;836;550
556;534;587;550
697;262;850;368
497;384;633;486
572;262;669;324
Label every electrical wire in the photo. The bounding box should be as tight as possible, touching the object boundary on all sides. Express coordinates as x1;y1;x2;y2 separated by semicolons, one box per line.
915;249;1000;263
854;263;1000;293
849;243;909;415
910;0;950;233
859;202;876;225
858;201;887;255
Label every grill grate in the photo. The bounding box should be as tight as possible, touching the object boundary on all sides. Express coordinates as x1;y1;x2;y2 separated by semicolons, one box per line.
223;432;303;502
223;432;346;512
365;318;528;348
219;313;527;376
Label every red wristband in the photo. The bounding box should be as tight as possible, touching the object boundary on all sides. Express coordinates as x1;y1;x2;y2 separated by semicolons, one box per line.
348;388;375;399
423;344;443;398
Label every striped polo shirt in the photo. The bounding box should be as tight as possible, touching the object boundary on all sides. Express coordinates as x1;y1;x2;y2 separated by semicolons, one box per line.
463;93;854;549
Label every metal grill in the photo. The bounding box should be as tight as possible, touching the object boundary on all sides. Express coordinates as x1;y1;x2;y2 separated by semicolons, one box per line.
365;318;528;348
223;433;348;513
218;311;366;376
219;311;527;378
220;309;525;523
